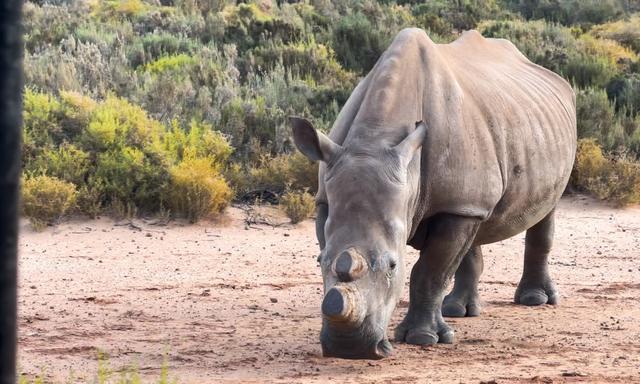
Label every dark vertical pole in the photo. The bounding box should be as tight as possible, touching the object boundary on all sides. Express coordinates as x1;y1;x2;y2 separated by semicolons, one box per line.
0;1;23;383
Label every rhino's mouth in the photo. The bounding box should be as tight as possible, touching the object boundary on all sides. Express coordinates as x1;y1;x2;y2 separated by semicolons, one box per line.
320;328;392;360
320;303;393;360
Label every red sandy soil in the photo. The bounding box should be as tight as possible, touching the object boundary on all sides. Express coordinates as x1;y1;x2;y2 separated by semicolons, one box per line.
17;195;640;383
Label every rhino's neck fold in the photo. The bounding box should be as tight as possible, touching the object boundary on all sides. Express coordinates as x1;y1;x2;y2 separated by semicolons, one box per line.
344;31;431;151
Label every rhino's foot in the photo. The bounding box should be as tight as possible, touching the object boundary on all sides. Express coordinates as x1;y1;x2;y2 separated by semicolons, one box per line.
394;313;454;345
514;280;558;306
442;291;481;317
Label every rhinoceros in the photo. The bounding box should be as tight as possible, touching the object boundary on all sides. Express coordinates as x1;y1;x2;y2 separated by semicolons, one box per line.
290;28;576;359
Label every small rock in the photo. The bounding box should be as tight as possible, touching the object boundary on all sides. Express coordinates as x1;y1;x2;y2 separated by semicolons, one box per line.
270;298;278;303
561;371;586;377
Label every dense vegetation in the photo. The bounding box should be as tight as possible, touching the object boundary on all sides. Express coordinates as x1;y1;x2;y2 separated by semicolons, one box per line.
21;0;640;227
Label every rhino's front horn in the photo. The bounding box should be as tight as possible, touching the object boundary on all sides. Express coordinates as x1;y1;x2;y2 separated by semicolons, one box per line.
321;285;365;325
332;249;368;282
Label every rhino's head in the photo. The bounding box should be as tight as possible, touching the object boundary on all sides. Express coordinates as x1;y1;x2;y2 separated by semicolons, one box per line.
290;117;426;359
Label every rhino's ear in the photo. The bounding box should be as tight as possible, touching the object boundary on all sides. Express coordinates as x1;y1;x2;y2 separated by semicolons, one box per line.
394;121;427;166
290;116;341;163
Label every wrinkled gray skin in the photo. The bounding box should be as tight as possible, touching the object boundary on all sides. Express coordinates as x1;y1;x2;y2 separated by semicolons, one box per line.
290;28;576;359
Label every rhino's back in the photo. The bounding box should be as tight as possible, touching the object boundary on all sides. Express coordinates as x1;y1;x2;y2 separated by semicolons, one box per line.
430;31;577;243
316;29;577;244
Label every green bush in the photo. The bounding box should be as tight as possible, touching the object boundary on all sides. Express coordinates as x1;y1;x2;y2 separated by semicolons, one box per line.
564;0;625;26
247;153;292;194
22;175;77;230
83;96;164;151
629;116;640;156
218;90;300;160
576;87;618;145
59;90;98;140
592;14;640;53
168;157;232;222
23;89;63;150
332;12;386;73
76;184;104;219
129;32;198;68
164;119;233;167
481;19;621;88
607;74;640;115
232;152;319;197
412;6;453;37
580;34;638;72
421;0;507;31
80;95;172;214
280;189;315;224
92;0;151;20
19;0;640;222
144;53;196;74
92;145;170;214
222;2;303;51
23;1;84;51
249;40;355;87
330;3;414;73
224;162;249;196
564;54;618;89
31;144;91;186
505;0;625;26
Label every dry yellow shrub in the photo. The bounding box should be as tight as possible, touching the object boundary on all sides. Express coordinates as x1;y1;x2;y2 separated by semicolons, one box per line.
22;175;77;230
573;138;640;206
280;190;315;224
168;157;232;222
573;138;608;185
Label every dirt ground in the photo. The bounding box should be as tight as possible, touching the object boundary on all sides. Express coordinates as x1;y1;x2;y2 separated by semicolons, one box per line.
17;195;640;383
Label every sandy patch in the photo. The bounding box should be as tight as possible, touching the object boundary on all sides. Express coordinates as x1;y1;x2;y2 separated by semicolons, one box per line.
17;195;640;383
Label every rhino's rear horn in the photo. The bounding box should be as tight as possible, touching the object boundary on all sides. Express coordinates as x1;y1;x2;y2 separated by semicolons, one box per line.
332;249;368;282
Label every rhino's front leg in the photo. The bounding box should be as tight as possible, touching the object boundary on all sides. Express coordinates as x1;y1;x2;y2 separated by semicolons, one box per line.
395;215;480;345
442;246;483;317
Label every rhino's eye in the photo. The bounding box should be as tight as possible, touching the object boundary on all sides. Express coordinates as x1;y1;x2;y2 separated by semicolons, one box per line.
389;260;397;270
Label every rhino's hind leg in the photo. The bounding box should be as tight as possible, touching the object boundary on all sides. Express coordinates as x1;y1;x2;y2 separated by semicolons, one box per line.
515;209;559;306
442;246;483;317
395;215;480;345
